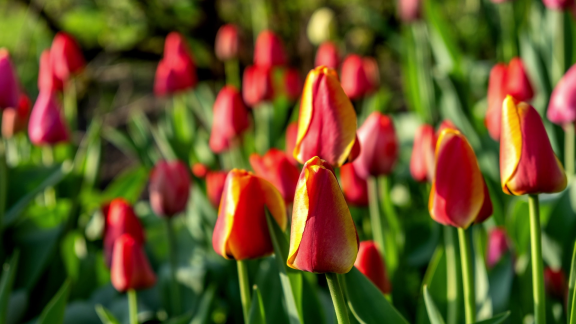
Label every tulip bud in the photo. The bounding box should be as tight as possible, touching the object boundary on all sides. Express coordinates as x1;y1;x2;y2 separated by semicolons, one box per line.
2;93;30;138
500;96;567;195
284;68;302;102
210;85;250;153
286;122;299;166
544;267;567;299
50;32;85;82
410;124;435;183
486;227;510;268
398;0;421;23
207;170;228;208
191;163;209;178
154;33;197;96
215;24;240;61
340;163;368;206
437;119;457;135
506;57;534;102
429;129;493;228
353;112;399;179
212;169;287;260
542;0;574;10
254;30;286;68
363;57;380;94
294;66;359;167
38;50;63;93
354;241;391;294
111;234;156;292
242;65;274;107
485;63;508;141
0;49;20;110
315;42;339;69
547;63;576;125
103;199;145;267
149;160;191;217
341;54;370;100
287;157;359;273
250;149;300;204
28;91;69;146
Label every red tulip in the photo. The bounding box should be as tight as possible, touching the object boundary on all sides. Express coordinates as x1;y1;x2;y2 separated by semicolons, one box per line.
212;169;287;260
287;157;359;273
363;57;380;94
354;241;391;294
353;112;399;178
506;57;534;102
210;85;250;153
207;170;228;208
315;42;339;69
543;0;574;10
340;54;370;100
50;32;85;82
103;199;145;267
485;63;508;141
242;65;274;107
436;119;457;135
487;227;510;268
38;50;63;93
254;30;286;68
149;160;191;217
154;33;197;96
410;124;435;182
215;24;240;61
544;267;567;299
284;68;302;101
191;163;209;178
0;49;20;110
285;122;299;166
250;148;300;204
2;93;30;138
547;63;576;125
340;163;369;206
399;0;421;23
28;91;69;146
111;234;156;292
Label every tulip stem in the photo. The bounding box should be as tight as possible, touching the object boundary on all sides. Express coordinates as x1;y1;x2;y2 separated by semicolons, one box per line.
165;218;181;315
565;123;575;178
0;138;6;234
457;227;475;324
444;226;459;324
225;59;241;89
325;272;350;324
254;103;271;154
127;289;138;324
64;78;77;131
529;194;546;324
551;10;565;85
237;260;251;324
367;177;385;258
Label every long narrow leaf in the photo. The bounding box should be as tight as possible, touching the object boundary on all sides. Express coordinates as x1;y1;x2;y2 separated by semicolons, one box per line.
248;286;266;324
37;280;71;324
95;305;120;324
568;241;576;323
424;285;447;324
0;251;19;324
473;312;510;324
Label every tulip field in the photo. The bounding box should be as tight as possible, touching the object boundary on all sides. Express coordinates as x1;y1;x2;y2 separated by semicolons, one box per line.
3;0;576;323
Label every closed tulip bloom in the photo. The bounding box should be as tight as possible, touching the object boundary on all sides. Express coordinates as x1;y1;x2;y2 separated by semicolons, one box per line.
284;68;302;101
0;49;20;110
485;63;508;140
354;241;391;294
500;96;567;195
353;112;399;179
286;122;299;166
50;32;85;82
542;0;574;9
437;119;457;135
215;24;240;61
242;65;274;107
487;227;510;268
250;149;300;204
429;128;493;228
149;160;191;217
363;57;380;94
210;85;250;153
191;163;209;178
154;33;197;96
254;30;286;68
544;268;567;298
287;157;359;273
399;0;421;23
294;66;359;167
2;93;30;138
547;63;576;125
340;163;368;206
341;54;370;100
315;42;339;69
28;91;69;146
38;50;63;92
111;234;156;292
103;199;145;267
506;57;534;102
410;124;435;182
207;170;228;208
212;169;287;260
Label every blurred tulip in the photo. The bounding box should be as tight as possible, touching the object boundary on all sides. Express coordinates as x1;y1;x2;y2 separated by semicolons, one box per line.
207;170;228;208
500;96;567;195
340;163;369;206
287;157;359;273
340;54;370;100
544;267;567;299
28;91;69;146
103;199;145;267
429;129;493;228
485;63;508;141
315;42;340;69
250;148;300;204
111;234;156;292
215;24;240;61
50;32;85;82
212;169;287;260
0;49;20;110
353;112;399;179
307;8;337;45
542;0;574;10
547;63;576;125
149;160;191;217
506;57;534;102
38;50;63;93
410;124;435;182
284;68;302;101
398;0;421;23
154;33;197;96
210;85;250;153
242;65;274;107
437;119;457;135
487;227;510;268
191;163;209;178
363;57;380;94
254;30;286;68
2;93;30;138
294;66;359;167
354;241;391;294
286;122;299;166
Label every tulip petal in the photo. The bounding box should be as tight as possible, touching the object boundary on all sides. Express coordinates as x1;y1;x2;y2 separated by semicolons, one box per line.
500;96;523;193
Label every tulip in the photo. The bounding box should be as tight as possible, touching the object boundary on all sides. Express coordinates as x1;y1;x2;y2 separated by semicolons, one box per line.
340;163;369;206
254;30;286;68
398;0;421;23
191;163;209;178
242;65;274;107
487;227;510;268
250;149;300;204
544;267;567;299
149;160;191;217
506;57;534;102
212;169;287;260
284;68;302;102
354;241;391;294
363;57;380;94
28;91;69;146
542;0;574;10
287;156;359;273
38;50;63;93
353;112;398;179
485;63;508;141
215;24;240;61
111;234;156;292
103;199;145;267
2;93;30;138
410;124;435;182
547;63;576;125
210;85;250;153
315;42;339;69
154;33;197;96
437;119;457;135
340;54;370;100
50;32;85;82
286;122;299;166
0;49;20;110
293;66;359;167
207;170;228;208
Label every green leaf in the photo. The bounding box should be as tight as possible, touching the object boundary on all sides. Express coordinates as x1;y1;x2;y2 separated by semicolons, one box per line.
567;242;576;323
60;231;82;281
248;286;266;324
472;311;510;324
0;251;19;324
190;283;217;324
94;304;120;324
344;267;409;324
38;279;71;324
101;167;148;204
15;226;62;290
424;286;446;324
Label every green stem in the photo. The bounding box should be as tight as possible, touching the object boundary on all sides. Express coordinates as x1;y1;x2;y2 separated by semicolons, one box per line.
444;226;458;324
412;21;434;123
237;260;251;324
0;138;6;234
325;272;350;324
225;59;241;89
497;2;516;62
529;194;546;324
367;177;385;256
551;10;565;85
565;123;575;178
250;0;268;40
64;78;77;131
128;289;138;324
165;218;181;315
254;103;271;154
458;227;475;324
